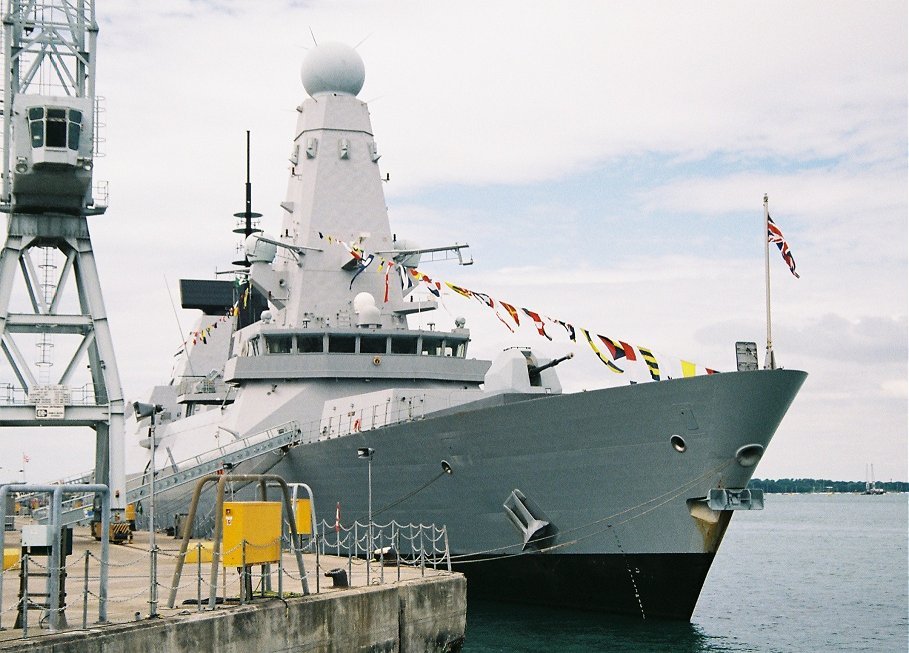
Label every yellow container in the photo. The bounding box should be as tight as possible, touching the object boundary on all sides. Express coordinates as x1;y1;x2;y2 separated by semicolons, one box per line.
3;547;20;571
295;499;312;536
222;502;281;567
185;542;213;564
125;503;137;522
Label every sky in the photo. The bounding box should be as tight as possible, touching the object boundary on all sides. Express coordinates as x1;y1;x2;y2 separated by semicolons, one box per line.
0;0;906;484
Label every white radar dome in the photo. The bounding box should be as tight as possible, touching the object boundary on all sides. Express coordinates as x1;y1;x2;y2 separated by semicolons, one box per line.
353;292;381;326
245;234;277;263
301;42;365;97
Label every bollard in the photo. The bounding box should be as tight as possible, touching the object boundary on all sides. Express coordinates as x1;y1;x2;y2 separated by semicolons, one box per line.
324;568;348;588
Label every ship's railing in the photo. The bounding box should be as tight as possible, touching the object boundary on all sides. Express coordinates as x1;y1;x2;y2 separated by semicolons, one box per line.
318;396;430;440
307;518;451;576
32;421;303;527
16;469;95;518
173;376;233;398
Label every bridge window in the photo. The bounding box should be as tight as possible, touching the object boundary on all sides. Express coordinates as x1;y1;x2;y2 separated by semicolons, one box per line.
266;335;293;354
359;336;387;354
421;337;445;356
328;335;356;353
391;336;418;354
298;335;323;353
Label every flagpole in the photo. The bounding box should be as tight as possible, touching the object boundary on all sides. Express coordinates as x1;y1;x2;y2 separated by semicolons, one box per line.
763;194;776;370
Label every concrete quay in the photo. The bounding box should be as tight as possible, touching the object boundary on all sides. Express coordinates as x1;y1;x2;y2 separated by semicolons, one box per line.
0;525;466;652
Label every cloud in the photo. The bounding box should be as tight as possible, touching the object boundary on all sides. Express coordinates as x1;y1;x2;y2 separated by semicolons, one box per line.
1;1;905;483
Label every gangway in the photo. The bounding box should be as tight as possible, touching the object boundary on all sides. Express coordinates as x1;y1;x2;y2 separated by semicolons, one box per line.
31;420;302;528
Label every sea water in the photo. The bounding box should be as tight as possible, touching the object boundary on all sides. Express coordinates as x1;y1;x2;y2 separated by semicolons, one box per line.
463;493;908;652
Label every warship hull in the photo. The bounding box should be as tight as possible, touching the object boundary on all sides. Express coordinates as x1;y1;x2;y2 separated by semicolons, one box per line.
249;367;806;619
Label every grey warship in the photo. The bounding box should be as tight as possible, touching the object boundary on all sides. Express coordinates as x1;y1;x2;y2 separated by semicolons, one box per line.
135;42;806;620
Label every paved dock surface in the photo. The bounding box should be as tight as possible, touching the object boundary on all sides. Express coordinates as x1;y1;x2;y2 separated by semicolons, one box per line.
1;521;455;648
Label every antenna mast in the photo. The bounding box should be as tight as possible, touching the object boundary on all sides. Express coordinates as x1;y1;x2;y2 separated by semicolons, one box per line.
231;130;262;266
0;0;126;513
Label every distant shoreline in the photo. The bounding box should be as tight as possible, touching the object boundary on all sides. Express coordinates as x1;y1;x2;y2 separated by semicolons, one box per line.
750;478;908;493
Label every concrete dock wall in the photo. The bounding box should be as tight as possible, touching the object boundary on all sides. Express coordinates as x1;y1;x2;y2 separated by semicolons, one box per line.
0;574;466;653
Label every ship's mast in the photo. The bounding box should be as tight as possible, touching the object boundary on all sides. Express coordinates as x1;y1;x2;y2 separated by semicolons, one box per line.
0;0;125;511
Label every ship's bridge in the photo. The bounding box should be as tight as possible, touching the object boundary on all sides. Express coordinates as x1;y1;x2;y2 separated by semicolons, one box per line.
224;325;489;384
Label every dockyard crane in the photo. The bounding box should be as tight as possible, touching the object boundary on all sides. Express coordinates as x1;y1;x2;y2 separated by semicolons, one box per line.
0;0;126;519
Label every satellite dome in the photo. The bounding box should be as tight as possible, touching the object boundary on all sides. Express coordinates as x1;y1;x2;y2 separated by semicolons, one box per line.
245;234;277;263
353;292;381;326
301;42;365;97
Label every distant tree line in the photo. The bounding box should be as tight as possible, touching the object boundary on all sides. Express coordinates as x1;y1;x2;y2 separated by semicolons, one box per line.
748;478;908;493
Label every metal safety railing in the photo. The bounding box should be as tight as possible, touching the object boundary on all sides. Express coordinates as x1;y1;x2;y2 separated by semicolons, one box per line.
0;516;451;640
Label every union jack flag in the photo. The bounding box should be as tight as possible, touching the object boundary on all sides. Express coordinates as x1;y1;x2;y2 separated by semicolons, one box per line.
767;215;800;278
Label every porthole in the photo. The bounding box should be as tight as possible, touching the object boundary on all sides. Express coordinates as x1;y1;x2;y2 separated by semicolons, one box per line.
670;434;687;453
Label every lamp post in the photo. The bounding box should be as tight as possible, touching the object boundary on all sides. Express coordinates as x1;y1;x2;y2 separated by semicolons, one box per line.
356;446;374;584
134;401;163;617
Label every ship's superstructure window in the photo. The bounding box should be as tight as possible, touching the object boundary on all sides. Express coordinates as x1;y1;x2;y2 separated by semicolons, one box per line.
266;335;293;354
391;336;418;355
421;337;445;356
298;335;323;353
328;335;356;353
28;106;82;150
239;330;468;358
360;336;387;354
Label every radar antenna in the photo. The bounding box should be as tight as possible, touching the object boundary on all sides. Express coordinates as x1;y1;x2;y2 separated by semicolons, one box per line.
0;0;126;515
231;130;262;266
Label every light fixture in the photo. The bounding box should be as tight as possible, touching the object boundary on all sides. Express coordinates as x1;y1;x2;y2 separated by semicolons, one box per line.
440;460;453;475
357;447;375;459
133;401;163;418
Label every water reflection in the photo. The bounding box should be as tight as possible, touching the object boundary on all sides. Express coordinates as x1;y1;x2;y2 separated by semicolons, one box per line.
464;600;740;652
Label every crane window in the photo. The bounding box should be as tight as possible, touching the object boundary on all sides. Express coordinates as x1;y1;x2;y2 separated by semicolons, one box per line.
27;106;82;151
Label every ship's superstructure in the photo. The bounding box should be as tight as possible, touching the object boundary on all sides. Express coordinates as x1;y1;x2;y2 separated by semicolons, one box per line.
130;42;806;619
